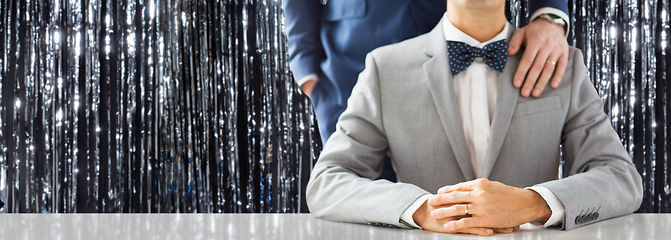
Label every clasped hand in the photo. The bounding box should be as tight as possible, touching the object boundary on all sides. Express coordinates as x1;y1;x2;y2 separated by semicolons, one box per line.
413;178;551;236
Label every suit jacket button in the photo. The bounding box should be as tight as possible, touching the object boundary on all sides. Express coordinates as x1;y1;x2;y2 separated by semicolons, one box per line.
575;215;581;224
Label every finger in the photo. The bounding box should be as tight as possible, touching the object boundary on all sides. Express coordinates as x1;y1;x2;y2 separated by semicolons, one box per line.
455;227;494;236
437;182;476;194
531;54;560;97
429;191;472;207
521;46;553;98
493;227;514;234
513;226;520;231
550;50;569;88
507;28;527;56
430;204;470;219
444;217;480;232
513;43;540;89
438;178;491;194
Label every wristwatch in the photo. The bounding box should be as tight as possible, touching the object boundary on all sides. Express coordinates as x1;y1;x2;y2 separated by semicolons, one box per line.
538;13;568;34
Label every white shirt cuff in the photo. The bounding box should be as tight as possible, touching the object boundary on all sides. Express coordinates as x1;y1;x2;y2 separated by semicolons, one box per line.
531;7;571;37
297;73;319;86
400;194;433;229
526;186;565;227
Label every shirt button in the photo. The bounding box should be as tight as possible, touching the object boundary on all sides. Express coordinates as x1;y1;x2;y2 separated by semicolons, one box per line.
474;79;481;85
477;128;484;135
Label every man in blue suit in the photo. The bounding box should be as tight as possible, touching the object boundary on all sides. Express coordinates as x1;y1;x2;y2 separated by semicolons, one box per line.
284;0;569;145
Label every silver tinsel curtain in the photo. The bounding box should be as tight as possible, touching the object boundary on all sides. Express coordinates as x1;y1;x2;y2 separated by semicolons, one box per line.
0;0;321;213
0;0;669;214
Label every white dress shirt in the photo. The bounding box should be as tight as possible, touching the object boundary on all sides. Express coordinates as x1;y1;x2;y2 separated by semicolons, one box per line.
399;15;565;229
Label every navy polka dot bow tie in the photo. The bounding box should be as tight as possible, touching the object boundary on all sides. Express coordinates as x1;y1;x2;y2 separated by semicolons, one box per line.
447;40;508;75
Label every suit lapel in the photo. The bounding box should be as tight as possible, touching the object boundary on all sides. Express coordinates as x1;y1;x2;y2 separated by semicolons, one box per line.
422;21;521;180
480;54;520;178
422;21;475;181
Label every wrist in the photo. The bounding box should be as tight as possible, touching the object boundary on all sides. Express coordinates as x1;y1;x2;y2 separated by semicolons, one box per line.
300;79;317;97
524;189;552;223
535;13;567;35
412;200;429;228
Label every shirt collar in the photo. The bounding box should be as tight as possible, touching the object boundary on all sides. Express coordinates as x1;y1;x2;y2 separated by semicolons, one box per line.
442;14;511;48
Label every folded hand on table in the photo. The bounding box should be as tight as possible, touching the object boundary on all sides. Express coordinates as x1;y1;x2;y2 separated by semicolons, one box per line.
420;178;551;235
412;199;519;236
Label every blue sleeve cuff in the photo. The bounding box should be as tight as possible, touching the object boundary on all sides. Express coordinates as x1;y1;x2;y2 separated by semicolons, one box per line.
529;0;568;17
530;7;571;37
289;55;323;83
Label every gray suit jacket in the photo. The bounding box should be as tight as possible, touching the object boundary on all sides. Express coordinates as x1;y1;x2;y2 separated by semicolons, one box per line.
306;21;643;230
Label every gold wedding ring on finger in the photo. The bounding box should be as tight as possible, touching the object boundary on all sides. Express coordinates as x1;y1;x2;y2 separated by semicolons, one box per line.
546;60;557;66
465;204;469;215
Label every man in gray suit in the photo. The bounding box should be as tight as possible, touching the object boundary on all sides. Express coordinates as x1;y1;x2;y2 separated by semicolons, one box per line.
305;0;643;236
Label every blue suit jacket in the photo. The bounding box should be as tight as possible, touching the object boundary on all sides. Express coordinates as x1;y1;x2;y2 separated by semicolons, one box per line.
283;0;568;143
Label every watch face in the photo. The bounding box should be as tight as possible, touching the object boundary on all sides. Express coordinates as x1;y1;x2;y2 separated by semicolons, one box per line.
553;18;565;25
542;14;566;26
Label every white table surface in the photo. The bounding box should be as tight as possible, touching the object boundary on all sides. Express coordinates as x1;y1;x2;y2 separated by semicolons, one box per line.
0;213;667;239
